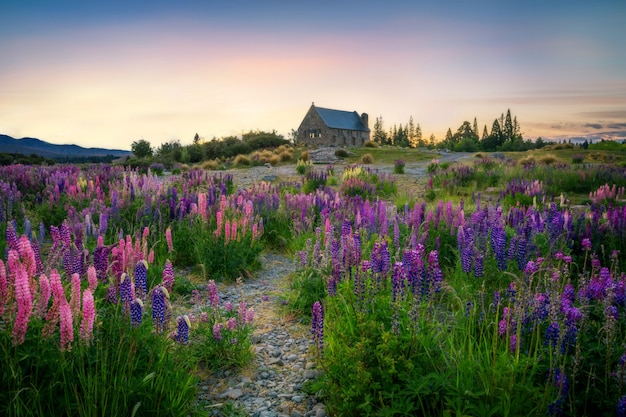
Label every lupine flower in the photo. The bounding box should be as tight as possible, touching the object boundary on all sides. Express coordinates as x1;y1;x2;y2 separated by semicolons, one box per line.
0;259;7;316
208;280;219;309
134;260;148;300
227;317;237;330
545;322;561;347
80;289;95;341
165;227;174;253
70;273;81;317
152;286;166;333
617;395;626;417
162;259;175;292
59;300;74;351
312;301;324;356
474;253;484;278
130;298;143;327
12;266;33;346
213;323;224;340
85;265;97;292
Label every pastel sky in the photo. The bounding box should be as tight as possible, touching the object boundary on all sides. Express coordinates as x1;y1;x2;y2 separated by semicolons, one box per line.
1;0;625;150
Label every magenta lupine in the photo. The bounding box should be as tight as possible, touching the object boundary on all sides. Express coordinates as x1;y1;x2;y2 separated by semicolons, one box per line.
208;280;219;309
238;301;247;325
227;317;237;331
162;259;175;292
37;274;51;318
213;323;224;340
12;266;33;346
87;265;97;292
80;289;95;341
0;259;7;316
59;300;74;351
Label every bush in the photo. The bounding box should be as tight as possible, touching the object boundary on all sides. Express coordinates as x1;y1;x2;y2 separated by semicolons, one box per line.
233;154;252;166
334;149;349;158
360;153;374;164
202;160;219;170
300;151;309;162
364;141;378;148
539;154;557;165
572;154;585;164
296;159;313;175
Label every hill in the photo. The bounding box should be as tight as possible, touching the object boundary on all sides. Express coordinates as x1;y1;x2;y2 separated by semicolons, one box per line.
0;134;132;160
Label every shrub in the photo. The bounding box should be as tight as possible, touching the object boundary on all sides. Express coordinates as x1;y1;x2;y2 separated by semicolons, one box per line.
572;154;585;164
300;150;309;162
539;154;557;165
278;150;293;162
364;141;378;148
360;153;374;164
269;155;281;166
334;149;349;158
233;154;252;166
202;160;218;170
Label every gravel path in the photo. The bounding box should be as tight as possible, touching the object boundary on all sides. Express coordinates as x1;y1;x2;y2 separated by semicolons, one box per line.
190;150;474;416
194;253;326;417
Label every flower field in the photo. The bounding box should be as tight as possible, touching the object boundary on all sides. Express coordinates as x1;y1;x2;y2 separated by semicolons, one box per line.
1;152;626;416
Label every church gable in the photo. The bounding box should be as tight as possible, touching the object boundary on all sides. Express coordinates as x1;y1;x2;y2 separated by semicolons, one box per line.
297;103;370;147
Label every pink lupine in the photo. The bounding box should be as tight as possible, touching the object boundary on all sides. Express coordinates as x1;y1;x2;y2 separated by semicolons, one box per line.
225;219;231;243
70;273;81;317
80;289;95;342
198;193;208;222
37;274;51;318
165;227;174;253
12;266;33;346
0;259;7;316
87;265;97;292
59;300;74;351
215;211;223;238
148;249;154;264
231;221;237;242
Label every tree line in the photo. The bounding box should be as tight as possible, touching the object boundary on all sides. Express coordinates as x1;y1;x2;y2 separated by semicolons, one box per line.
131;130;289;167
372;109;549;151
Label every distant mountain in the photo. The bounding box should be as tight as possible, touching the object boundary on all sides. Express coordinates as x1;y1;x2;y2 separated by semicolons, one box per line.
0;134;132;159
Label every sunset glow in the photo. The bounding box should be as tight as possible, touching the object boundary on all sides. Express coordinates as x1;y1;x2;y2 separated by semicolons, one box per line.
1;1;625;150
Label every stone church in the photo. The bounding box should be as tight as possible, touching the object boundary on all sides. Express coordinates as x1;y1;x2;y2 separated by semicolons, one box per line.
297;103;370;147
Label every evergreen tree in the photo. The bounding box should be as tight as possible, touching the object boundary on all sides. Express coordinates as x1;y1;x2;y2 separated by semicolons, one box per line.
503;109;514;142
473;117;479;139
482;125;489;140
407;116;416;148
416;123;424;147
373;116;387;144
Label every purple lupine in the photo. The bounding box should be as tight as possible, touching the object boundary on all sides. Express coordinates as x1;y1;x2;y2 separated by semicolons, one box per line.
134;260;148;300
311;301;324;357
490;223;507;271
544;322;560;347
175;315;190;344
473;253;484;278
130;298;143;327
119;273;133;306
5;222;19;251
93;242;110;282
516;237;527;271
391;262;406;303
227;317;237;331
208;280;219;309
213;323;224;341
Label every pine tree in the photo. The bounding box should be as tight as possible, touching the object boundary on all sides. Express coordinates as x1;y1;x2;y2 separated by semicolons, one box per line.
482;125;489;140
416;123;424;147
408;116;416;148
373;116;387;144
503;109;514;142
473;117;479;139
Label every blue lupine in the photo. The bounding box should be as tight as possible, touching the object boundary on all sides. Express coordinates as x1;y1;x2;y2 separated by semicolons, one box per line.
152;286;166;333
134;260;148;300
618;396;626;417
130;299;143;326
176;315;190;344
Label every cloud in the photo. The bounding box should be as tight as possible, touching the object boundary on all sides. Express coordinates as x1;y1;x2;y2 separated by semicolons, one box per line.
584;123;603;129
607;123;626;129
